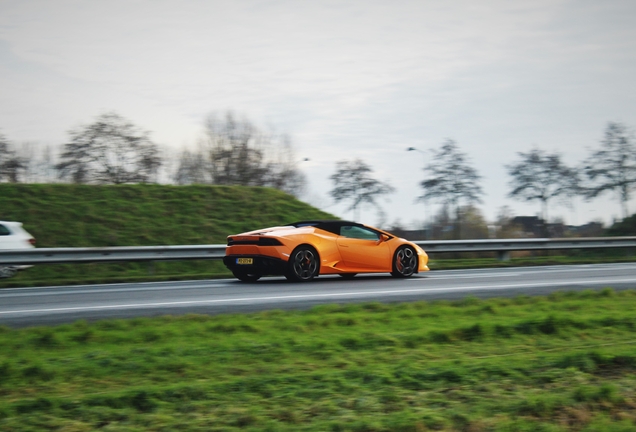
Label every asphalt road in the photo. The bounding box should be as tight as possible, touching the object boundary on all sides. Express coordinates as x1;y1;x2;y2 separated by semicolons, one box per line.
2;263;636;328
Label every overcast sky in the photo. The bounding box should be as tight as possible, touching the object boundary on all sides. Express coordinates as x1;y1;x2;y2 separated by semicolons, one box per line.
1;0;635;229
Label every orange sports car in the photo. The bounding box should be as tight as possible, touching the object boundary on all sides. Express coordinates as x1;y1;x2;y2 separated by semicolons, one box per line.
223;220;429;282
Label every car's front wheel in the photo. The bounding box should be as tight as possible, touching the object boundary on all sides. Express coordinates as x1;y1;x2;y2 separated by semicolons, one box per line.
0;267;17;278
286;245;319;282
391;246;417;278
232;270;262;282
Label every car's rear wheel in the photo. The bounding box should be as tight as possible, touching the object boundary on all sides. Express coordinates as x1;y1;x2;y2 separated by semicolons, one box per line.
232;270;262;282
339;273;357;279
286;245;319;282
391;246;417;278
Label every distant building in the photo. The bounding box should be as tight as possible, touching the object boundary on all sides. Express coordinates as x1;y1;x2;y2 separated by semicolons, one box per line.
388;228;428;241
512;216;604;238
567;222;604;237
512;216;546;237
391;218;604;240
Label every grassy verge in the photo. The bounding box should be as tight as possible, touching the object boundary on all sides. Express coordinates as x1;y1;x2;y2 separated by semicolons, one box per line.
2;289;636;431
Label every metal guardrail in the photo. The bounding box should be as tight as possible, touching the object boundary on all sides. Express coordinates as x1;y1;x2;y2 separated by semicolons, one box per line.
0;237;635;266
0;245;226;266
414;237;636;260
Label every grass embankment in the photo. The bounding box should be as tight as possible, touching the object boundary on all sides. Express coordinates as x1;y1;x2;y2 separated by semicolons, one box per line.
2;289;636;431
0;184;335;287
1;183;635;287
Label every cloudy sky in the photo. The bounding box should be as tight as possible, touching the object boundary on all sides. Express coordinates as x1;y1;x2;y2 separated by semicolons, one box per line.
1;0;635;228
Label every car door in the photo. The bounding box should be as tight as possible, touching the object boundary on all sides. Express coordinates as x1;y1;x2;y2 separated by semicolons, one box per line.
336;225;391;270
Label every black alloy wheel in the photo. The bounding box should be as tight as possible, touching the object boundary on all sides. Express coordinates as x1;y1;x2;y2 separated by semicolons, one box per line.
391;246;417;278
286;246;319;281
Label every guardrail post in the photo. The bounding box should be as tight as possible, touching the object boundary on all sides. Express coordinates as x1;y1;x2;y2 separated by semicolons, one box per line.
497;251;511;262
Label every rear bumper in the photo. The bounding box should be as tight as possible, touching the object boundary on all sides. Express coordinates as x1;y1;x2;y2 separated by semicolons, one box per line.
223;255;288;276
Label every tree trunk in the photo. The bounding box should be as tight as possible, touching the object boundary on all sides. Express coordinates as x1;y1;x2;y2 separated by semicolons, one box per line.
620;186;629;219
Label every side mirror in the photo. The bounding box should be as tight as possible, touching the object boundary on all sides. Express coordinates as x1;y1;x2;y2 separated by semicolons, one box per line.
380;234;390;242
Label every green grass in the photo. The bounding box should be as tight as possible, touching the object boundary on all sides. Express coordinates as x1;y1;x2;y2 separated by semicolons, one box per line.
0;184;335;287
2;289;636;431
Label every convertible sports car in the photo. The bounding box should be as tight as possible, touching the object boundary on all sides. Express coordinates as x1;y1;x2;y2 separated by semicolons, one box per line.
223;220;429;282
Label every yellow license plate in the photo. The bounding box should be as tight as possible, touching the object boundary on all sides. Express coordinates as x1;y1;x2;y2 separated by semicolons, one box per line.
236;258;253;265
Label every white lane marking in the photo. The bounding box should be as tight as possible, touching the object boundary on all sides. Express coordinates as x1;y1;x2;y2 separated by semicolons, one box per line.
1;277;635;316
0;282;235;298
425;264;636;279
434;263;636;274
0;279;231;293
426;273;522;279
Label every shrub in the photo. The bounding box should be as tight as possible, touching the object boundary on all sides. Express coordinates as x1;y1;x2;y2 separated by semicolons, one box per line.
128;390;157;413
455;324;484;341
72;329;94;343
14;397;54;414
21;364;55;382
428;330;451;343
495;324;513;338
0;361;12;383
575;384;624;404
30;329;61;348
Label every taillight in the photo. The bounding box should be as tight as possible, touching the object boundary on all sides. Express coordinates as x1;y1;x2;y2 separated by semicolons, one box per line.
28;238;36;246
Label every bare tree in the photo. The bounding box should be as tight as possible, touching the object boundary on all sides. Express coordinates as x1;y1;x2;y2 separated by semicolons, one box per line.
1;157;26;183
506;148;578;224
189;112;307;196
203;113;270;186
6;141;62;183
419;139;483;239
459;205;489;239
36;145;59;183
0;132;26;183
12;141;35;182
583;122;636;219
56;112;162;184
265;134;307;197
329;159;395;221
173;148;209;185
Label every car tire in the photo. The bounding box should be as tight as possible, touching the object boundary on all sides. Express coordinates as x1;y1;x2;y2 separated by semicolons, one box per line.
0;266;17;279
286;245;319;282
339;273;357;279
391;246;417;278
232;270;261;282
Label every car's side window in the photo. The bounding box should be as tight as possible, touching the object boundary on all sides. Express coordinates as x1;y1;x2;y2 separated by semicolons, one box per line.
340;226;380;241
0;225;10;236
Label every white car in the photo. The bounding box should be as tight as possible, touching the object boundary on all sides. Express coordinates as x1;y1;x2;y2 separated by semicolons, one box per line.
0;221;36;278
